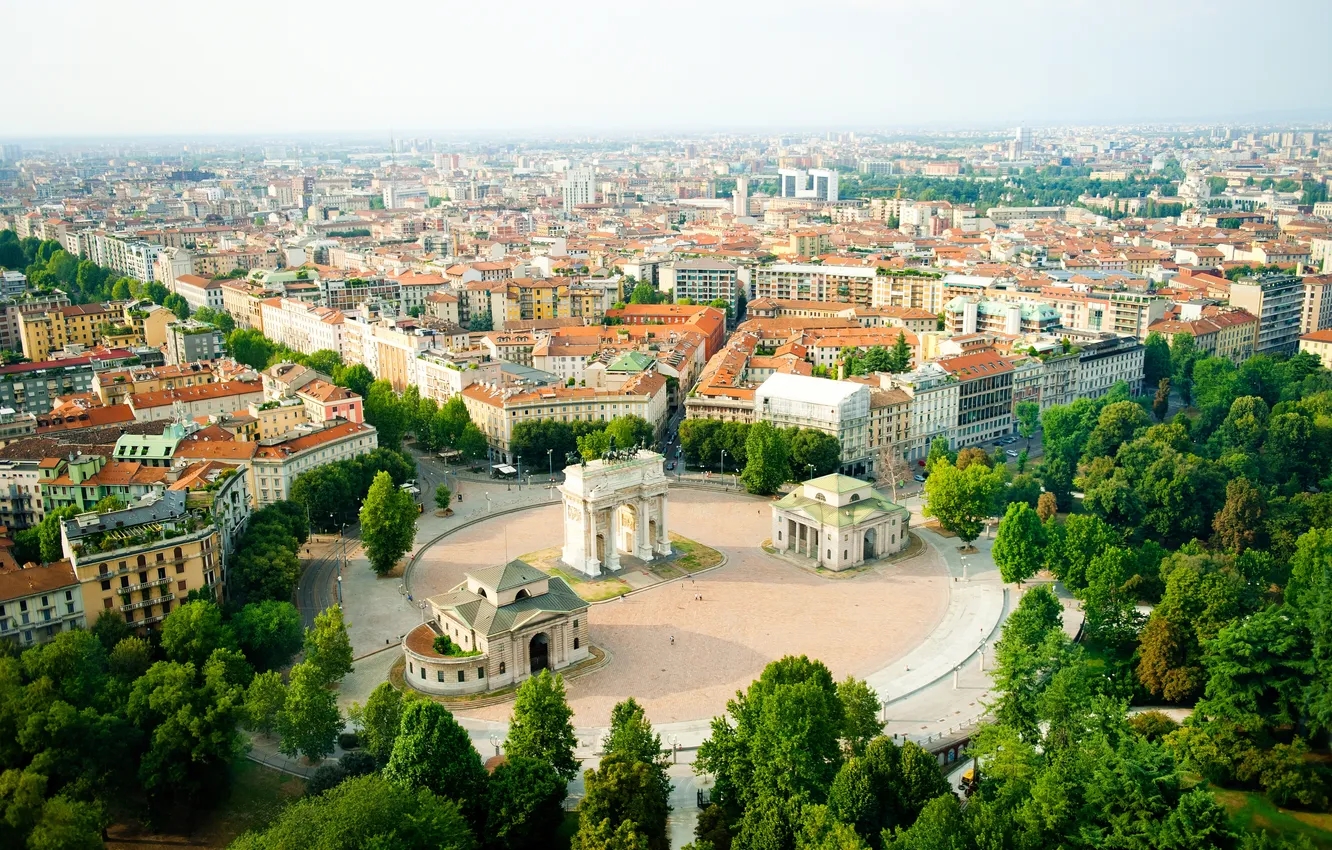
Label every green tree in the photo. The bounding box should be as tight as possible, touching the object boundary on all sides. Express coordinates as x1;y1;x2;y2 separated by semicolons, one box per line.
364;381;408;451
334;363;375;397
359;471;418;576
505;669;579;782
228;774;474;850
741;421;790;495
384;701;488;819
352;681;407;764
1153;378;1172;422
696;656;845;812
304;605;353;685
1170;333;1199;404
434;484;453;511
244;670;287;737
161;600;235;668
1143;331;1172;390
1082;400;1150;462
1015;400;1040;449
226;328;278;370
233;601;303;672
126;657;247;810
887;331;913;372
485;755;566;849
837;677;883;758
576;753;670;850
881;792;966;850
278;661;342;761
922;461;1001;547
37;505;79;563
787;428;841;481
993;502;1044;586
1212;478;1267;555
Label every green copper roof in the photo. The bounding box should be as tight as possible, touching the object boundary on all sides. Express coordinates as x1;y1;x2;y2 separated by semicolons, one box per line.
606;351;653;373
803;473;869;493
470;559;547;592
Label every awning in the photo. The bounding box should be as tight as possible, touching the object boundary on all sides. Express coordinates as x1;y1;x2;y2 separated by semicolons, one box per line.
495;464;517;475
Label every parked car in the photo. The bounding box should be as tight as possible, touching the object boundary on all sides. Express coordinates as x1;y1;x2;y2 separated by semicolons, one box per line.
1005;448;1020;458
914;473;927;482
666;461;676;470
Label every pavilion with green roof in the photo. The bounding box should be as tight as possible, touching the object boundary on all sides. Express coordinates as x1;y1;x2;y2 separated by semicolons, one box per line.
771;473;909;571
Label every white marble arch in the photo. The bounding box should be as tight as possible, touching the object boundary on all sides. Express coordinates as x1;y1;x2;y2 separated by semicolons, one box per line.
559;449;671;577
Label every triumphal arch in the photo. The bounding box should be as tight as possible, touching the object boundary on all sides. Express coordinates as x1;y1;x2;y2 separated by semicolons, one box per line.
559;446;671;577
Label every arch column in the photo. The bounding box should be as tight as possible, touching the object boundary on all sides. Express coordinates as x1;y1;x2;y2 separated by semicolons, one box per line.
605;506;621;572
635;497;654;560
654;493;671;556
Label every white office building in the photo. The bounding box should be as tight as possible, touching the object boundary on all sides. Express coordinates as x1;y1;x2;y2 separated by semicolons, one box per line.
562;167;596;212
755;373;871;476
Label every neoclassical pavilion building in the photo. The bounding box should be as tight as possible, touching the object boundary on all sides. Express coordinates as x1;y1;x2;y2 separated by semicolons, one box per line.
403;559;589;695
771;474;910;571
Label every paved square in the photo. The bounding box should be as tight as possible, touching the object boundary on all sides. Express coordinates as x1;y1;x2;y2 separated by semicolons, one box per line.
410;488;949;727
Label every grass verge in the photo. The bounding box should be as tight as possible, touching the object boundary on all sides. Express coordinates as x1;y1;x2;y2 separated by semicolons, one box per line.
1213;788;1332;849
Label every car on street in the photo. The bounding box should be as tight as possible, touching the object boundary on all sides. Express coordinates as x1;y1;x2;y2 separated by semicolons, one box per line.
914;473;927;482
1005;449;1020;458
666;461;675;470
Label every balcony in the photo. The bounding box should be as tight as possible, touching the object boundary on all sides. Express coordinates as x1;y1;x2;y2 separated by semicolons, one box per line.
120;592;173;613
125;575;172;594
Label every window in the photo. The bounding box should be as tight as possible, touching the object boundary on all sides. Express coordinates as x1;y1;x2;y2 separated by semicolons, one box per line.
457;670;465;683
175;563;184;574
437;670;444;682
409;662;414;673
573;637;580;649
499;661;506;674
478;666;485;679
101;579;111;591
103;598;112;609
420;666;426;680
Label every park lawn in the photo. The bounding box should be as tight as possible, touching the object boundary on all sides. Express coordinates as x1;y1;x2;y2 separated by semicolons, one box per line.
1212;788;1332;849
666;532;723;573
106;759;305;849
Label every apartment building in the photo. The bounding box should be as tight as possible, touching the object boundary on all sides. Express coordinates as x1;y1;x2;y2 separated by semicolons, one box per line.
0;559;83;647
18;302;130;361
250;420;379;506
1301;274;1332;334
1229;273;1303;356
128;380;265;423
172;274;225;313
0;459;45;529
755;373;871;476
944;297;1060;336
663;259;741;311
414;350;504;404
1299;329;1332;370
62;491;222;631
602;304;727;358
461;371;668;463
296;379;364;425
165;320;226;365
220;280;268;331
258;298;346;357
0;290;71;354
1074;334;1146;399
1147;306;1258;364
0;348;135;415
751;264;878;306
343;317;443;392
96;362;216;406
886;363;961;461
1107;293;1169;340
491;278;572;327
870;271;947;313
937;351;1014;447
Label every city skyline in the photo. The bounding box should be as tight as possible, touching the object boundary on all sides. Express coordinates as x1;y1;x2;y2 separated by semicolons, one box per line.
9;0;1332;137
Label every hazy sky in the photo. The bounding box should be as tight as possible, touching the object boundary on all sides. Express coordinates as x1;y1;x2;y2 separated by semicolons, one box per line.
9;0;1332;139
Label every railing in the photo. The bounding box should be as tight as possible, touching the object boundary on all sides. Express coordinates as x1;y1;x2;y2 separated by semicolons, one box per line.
120;593;172;613
124;575;172;594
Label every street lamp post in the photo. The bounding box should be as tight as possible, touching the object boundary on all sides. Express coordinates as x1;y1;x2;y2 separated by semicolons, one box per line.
336;574;342;604
547;448;553;481
805;463;814;481
720;449;726;480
